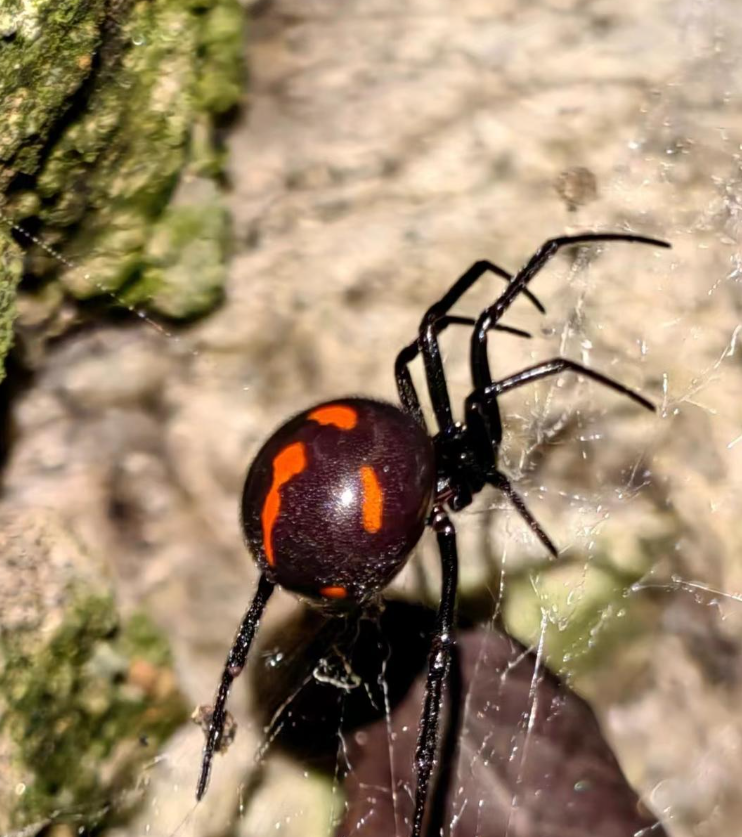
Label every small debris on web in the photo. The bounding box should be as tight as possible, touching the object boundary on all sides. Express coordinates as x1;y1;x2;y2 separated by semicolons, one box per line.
191;705;237;753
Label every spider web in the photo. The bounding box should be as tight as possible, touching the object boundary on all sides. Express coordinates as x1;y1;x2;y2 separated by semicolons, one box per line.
2;1;742;836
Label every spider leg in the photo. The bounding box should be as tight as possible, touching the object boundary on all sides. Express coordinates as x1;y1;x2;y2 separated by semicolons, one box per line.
467;356;654;558
470;233;670;390
482;357;655;412
488;470;558;558
418;263;545;431
465;354;654;457
395;342;426;425
395;316;532;428
448;316;533;340
424;259;545;322
411;506;458;837
196;573;275;801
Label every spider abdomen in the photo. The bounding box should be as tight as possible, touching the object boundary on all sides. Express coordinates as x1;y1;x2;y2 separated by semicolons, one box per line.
241;398;435;603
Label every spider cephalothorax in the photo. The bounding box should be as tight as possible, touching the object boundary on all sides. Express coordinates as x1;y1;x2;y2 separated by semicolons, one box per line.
196;232;669;837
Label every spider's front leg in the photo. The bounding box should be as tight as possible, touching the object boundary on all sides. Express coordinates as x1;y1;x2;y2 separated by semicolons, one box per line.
469;233;669;391
465;355;654;451
482;358;655;411
411;505;458;837
395;261;545;432
396;318;532;430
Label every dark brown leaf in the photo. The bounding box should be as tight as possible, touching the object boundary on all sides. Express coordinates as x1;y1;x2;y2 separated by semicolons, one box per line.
334;612;665;837
251;602;664;837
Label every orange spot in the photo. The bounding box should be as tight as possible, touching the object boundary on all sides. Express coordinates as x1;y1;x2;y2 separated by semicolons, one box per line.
320;586;348;599
308;404;357;430
262;442;307;566
360;465;383;533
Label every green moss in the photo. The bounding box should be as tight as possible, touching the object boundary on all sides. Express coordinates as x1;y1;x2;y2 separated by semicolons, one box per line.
37;0;200;297
0;590;187;827
0;0;106;186
0;229;22;383
195;0;246;115
502;546;664;688
124;179;229;318
3;0;246;323
118;610;174;668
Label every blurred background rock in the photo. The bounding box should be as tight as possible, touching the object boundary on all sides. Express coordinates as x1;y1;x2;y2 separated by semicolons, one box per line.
1;0;741;835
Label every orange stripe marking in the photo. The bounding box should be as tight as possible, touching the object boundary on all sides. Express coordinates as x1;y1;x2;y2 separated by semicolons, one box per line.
320;585;348;599
261;442;307;566
360;465;383;533
308;404;357;430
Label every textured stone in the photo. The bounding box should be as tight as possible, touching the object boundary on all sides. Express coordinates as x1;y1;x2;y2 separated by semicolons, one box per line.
1;0;244;326
0;229;22;383
3;2;742;836
0;508;187;831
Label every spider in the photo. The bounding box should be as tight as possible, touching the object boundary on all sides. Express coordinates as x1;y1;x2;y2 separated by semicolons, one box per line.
196;231;670;836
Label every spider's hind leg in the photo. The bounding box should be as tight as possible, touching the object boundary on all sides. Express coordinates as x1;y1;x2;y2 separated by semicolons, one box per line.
410;506;458;837
196;573;275;801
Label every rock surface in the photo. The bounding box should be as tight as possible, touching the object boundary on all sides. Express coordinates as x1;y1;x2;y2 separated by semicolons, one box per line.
0;0;244;331
0;508;186;832
3;1;742;836
0;229;21;382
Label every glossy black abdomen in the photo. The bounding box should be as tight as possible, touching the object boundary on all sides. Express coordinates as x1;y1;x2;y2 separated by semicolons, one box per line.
241;398;435;603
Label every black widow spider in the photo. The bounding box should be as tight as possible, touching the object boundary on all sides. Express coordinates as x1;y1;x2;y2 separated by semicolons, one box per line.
196;231;670;836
